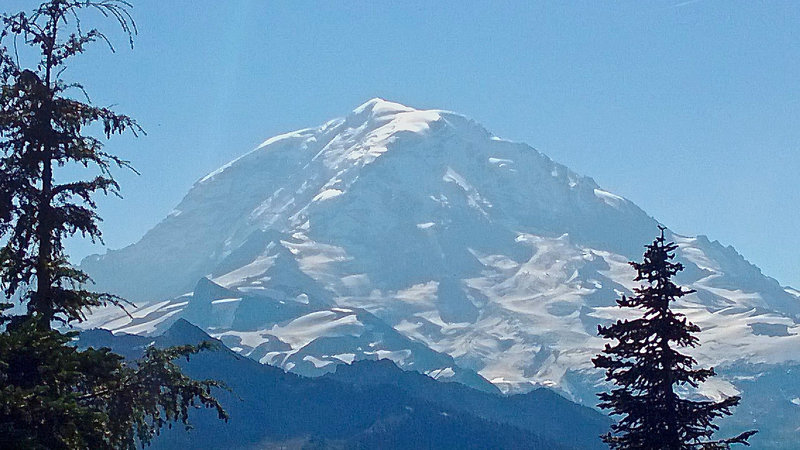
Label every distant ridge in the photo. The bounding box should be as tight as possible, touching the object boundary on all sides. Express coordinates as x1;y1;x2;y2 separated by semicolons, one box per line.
77;319;608;449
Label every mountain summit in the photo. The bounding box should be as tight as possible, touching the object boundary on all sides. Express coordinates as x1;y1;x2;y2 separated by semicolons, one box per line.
82;99;800;446
83;98;662;301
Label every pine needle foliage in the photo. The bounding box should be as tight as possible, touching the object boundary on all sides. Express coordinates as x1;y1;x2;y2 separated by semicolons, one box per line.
0;0;139;326
0;1;227;448
593;226;756;450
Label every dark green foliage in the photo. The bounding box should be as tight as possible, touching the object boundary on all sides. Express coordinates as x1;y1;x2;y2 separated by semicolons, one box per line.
0;1;226;448
0;314;227;449
593;227;756;449
0;0;140;325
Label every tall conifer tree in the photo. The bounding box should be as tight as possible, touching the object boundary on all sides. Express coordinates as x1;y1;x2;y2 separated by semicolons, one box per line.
0;1;226;448
593;226;756;449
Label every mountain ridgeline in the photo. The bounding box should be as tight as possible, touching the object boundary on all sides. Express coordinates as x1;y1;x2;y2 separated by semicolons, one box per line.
80;99;800;447
77;320;609;449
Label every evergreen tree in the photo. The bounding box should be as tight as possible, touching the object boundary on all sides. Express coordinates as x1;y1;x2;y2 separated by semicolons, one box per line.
592;226;756;449
0;1;227;448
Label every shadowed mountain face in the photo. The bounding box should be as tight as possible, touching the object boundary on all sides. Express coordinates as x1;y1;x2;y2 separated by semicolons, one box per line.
80;99;800;447
76;319;608;449
325;359;610;450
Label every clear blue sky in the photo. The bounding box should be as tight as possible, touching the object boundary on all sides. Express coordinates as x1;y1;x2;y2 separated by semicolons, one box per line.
9;1;799;287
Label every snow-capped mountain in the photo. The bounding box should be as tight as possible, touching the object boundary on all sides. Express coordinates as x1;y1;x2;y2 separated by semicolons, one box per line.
81;99;800;446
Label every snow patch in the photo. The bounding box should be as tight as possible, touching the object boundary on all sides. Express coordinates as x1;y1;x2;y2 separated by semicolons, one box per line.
211;297;242;305
303;355;335;369
593;188;625;208
313;188;343;202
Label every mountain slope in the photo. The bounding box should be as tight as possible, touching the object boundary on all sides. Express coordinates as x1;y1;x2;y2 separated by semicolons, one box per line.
81;99;800;447
77;319;606;449
326;359;610;450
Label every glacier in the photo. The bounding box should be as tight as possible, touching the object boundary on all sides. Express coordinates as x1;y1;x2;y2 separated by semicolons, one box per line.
80;98;800;447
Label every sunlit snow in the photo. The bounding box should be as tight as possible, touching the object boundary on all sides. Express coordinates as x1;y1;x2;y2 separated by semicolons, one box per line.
80;99;800;434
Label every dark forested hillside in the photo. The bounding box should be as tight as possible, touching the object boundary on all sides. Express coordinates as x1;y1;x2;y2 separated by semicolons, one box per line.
77;319;608;449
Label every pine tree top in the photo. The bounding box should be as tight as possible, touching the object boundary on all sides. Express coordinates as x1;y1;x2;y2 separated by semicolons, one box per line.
0;3;227;448
0;0;141;325
592;226;755;449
